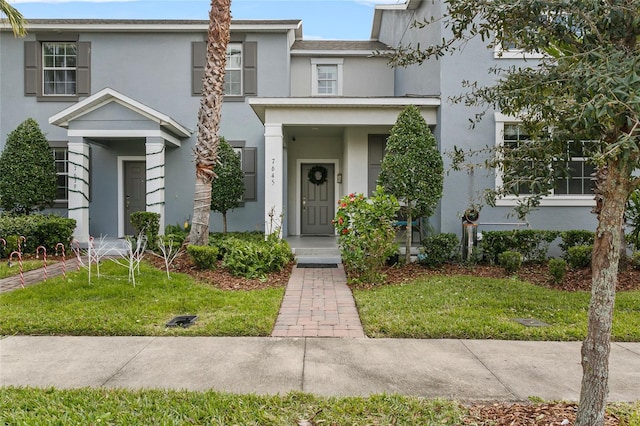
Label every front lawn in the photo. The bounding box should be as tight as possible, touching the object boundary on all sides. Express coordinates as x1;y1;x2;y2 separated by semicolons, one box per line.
0;259;50;279
353;274;640;340
0;261;283;336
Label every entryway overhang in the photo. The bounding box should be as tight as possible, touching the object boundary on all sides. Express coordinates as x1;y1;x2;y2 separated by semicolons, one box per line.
249;96;440;236
49;88;192;242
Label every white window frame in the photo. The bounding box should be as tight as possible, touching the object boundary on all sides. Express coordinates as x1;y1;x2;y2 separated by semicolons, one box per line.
42;42;77;96
494;113;594;207
51;147;69;202
311;58;343;96
224;42;243;96
493;43;545;60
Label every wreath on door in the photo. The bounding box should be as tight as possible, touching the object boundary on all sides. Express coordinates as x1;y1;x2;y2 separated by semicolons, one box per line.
308;165;328;186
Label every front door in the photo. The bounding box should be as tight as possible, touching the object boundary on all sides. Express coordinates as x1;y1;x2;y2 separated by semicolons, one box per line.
124;161;146;235
301;163;334;235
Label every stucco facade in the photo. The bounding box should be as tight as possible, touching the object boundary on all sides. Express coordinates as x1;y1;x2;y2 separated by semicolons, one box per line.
0;1;596;243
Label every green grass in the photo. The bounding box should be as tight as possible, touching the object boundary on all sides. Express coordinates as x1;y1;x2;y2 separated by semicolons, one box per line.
0;261;283;336
0;259;48;278
354;274;640;340
0;388;638;425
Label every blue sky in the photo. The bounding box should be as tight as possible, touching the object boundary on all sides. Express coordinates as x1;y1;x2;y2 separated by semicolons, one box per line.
8;0;404;40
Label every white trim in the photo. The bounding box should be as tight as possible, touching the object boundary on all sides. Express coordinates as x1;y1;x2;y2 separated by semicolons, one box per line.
117;156;145;238
67;129;181;147
292;50;393;57
49;87;192;138
295;158;340;236
5;21;301;33
493;44;545;60
311;58;344;96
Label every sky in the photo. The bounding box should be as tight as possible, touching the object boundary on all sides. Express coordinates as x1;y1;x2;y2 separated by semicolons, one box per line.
8;0;405;40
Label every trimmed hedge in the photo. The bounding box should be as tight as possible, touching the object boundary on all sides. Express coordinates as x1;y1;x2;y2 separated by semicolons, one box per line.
419;233;459;268
0;214;75;257
480;230;560;264
130;212;160;250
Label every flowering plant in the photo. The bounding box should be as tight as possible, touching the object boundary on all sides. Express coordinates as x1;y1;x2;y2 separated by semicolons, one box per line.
333;187;399;283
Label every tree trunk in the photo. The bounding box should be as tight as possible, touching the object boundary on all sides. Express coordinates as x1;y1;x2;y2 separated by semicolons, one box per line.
222;211;228;234
575;162;632;426
405;209;412;264
185;0;231;247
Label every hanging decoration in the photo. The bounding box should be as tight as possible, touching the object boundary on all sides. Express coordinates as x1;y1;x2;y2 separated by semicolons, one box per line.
308;165;328;186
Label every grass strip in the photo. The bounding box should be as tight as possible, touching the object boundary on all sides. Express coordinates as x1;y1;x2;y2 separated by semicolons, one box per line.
354;275;640;340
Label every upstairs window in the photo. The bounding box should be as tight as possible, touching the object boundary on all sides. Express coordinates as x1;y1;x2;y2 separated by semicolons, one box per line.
43;42;77;96
311;58;343;96
224;43;243;96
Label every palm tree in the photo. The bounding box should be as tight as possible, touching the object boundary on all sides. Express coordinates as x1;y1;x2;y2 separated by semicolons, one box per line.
0;0;27;37
186;0;232;246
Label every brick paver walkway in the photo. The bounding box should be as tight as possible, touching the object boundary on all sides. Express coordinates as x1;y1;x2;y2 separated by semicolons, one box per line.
272;264;365;338
0;261;70;293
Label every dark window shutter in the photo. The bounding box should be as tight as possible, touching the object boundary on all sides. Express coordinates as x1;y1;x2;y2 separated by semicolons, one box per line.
192;41;206;96
243;41;257;96
24;41;39;96
243;147;257;201
76;41;91;96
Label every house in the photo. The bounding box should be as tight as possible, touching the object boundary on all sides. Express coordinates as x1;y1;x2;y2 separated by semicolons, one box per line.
0;0;596;244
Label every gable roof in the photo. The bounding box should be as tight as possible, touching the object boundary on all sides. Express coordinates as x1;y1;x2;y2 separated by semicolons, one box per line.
49;87;192;139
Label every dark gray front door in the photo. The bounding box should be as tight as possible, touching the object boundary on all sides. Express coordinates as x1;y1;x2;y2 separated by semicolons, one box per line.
301;163;334;235
124;161;146;235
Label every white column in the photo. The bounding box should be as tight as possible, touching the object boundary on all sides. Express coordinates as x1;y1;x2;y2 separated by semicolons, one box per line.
264;123;284;236
67;138;90;243
145;138;165;235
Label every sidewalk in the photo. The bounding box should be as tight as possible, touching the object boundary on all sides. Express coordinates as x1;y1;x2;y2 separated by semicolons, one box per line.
1;336;639;401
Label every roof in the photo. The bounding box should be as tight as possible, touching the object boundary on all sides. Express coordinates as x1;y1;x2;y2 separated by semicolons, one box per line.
291;40;392;56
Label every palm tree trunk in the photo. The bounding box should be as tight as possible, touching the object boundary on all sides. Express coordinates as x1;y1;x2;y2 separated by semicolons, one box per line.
575;162;633;426
186;0;231;247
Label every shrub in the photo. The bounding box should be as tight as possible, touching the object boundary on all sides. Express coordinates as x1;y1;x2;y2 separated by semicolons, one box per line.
186;245;219;270
333;189;399;283
130;212;160;250
498;250;523;274
631;252;640;270
559;230;595;258
419;233;458;268
548;258;567;284
0;118;57;214
222;237;293;278
566;245;593;269
481;230;559;264
0;214;76;255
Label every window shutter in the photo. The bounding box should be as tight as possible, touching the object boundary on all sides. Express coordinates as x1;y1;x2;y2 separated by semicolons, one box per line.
192;41;206;96
243;41;257;96
24;41;39;96
76;41;91;96
243;147;257;201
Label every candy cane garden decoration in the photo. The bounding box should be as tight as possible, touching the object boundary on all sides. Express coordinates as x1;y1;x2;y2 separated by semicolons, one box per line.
36;246;47;281
55;243;66;280
9;251;24;288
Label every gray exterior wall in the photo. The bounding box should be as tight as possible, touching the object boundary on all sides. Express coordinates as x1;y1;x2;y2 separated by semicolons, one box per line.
0;25;292;236
290;56;394;97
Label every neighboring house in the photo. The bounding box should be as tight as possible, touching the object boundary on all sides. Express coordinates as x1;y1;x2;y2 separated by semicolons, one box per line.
0;0;595;244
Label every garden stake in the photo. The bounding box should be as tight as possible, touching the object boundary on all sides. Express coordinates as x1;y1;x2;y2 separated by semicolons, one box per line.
9;251;24;288
56;243;66;279
36;246;47;281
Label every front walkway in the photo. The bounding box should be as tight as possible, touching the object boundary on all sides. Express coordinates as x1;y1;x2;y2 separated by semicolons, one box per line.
271;265;365;338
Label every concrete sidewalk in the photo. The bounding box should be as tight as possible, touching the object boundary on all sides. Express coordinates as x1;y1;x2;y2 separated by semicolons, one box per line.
1;336;639;401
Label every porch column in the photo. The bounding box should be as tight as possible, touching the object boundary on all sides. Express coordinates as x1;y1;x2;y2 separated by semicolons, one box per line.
145;137;165;235
264;123;284;236
67;138;90;243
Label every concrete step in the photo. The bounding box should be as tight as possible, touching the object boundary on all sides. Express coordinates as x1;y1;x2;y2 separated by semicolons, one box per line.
293;247;341;265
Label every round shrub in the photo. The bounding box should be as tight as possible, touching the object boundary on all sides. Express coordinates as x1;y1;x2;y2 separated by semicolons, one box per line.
548;258;567;284
566;245;592;269
186;245;219;270
418;233;459;268
498;250;523;274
